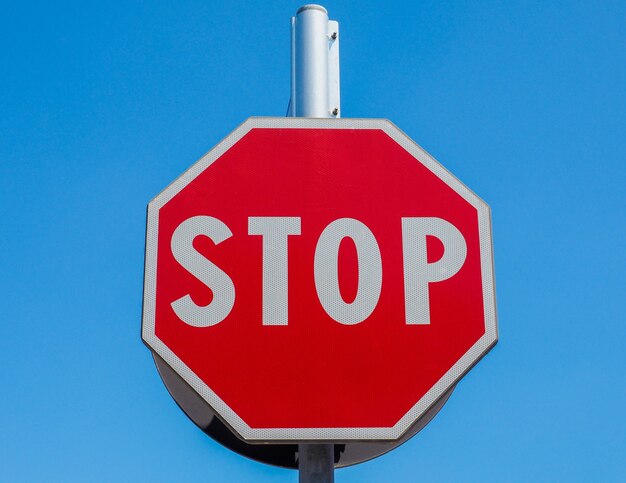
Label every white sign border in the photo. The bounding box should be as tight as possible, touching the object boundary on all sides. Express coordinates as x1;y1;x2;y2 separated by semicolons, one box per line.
142;117;498;442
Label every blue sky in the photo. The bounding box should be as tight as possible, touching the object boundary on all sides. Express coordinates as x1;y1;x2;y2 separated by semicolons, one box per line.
1;1;624;481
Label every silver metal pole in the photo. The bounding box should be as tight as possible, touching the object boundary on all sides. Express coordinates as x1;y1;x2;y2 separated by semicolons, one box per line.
290;4;338;482
294;5;329;117
289;4;340;118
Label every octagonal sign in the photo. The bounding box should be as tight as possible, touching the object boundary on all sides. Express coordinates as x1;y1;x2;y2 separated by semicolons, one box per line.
142;117;497;442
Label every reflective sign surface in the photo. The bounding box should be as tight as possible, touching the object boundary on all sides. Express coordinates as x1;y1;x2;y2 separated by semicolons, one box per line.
143;117;497;441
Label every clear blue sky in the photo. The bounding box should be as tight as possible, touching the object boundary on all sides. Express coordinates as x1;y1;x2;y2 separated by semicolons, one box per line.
1;1;624;481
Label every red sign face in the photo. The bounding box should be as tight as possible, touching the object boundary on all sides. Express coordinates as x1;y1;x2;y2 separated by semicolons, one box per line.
142;118;497;441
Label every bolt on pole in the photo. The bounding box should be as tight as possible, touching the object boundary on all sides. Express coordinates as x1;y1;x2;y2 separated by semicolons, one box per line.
288;4;338;483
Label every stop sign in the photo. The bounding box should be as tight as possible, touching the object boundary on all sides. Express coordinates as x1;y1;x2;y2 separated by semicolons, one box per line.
142;117;497;442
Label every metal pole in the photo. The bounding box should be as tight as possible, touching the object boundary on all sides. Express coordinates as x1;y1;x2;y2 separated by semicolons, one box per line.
290;4;338;482
289;4;340;118
298;444;334;483
294;5;329;117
